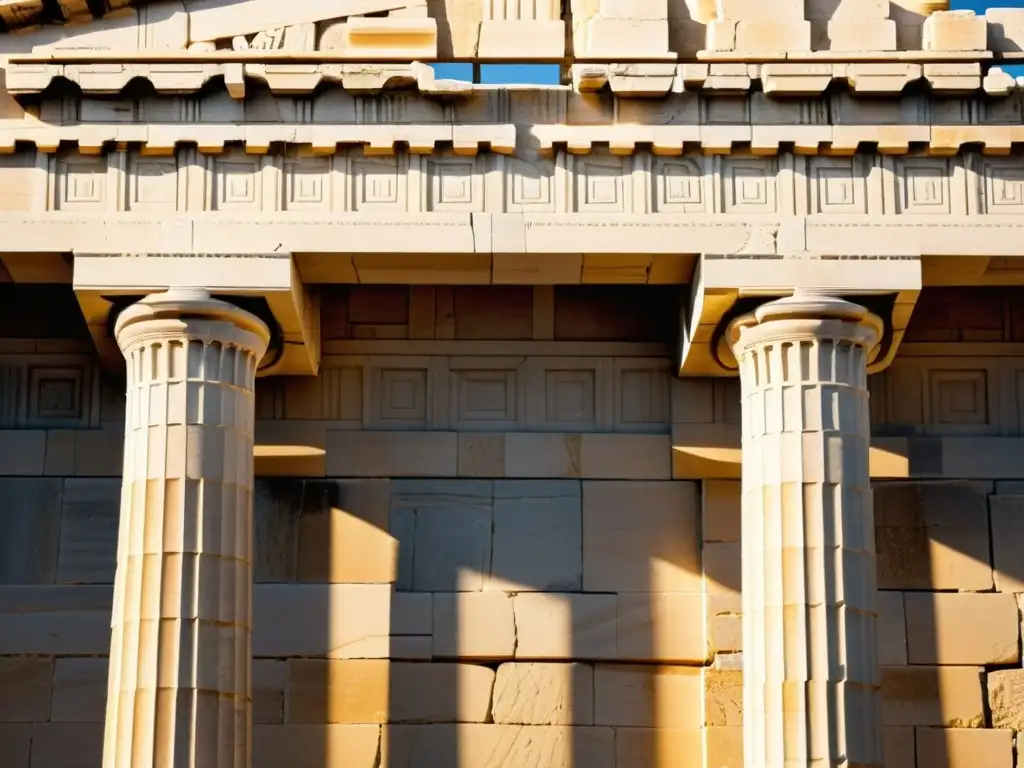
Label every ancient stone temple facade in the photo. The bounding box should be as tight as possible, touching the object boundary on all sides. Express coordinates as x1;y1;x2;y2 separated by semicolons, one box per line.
3;0;1024;766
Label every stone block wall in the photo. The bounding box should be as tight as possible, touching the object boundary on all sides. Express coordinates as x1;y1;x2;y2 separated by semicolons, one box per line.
0;284;1023;767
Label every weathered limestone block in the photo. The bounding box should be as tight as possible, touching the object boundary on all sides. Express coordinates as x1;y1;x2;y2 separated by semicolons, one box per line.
432;592;516;659
492;663;594;725
295;480;396;584
905;592;1019;665
881;666;984;727
0;725;30;768
705;725;742;767
877;591;908;666
582;481;700;593
707;0;810;52
344;17;439;59
874;481;993;591
488;488;582;592
253;660;287;724
29;723;103;768
593;664;702;728
185;0;415;42
0;585;111;655
477;20;565;58
616;727;703;766
617;592;706;662
923;9;987;51
990;494;1024;592
390;480;492;592
55;479;118;585
988;669;1024;731
0;478;61;585
253;724;380;768
50;658;106;723
987;9;1024;54
704;669;742;727
826;19;896;50
253;583;391;658
0;658;53;722
426;0;483;57
286;660;495;724
381;724;616;768
513;593;618;659
915;728;1013;768
0;3;187;53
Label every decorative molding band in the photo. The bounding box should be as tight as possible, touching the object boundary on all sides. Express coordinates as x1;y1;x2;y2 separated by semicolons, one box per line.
3;89;1024;155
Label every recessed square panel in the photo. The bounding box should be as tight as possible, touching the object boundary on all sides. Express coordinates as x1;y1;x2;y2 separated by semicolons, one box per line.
722;158;776;213
214;158;261;210
811;157;866;214
575;157;627;212
452;369;517;429
129;157;178;211
654;158;705;213
354;157;403;211
285;157;330;210
900;160;950;214
545;370;595;426
371;368;427;427
928;370;988;425
428;159;479;211
28;366;84;425
56;157;107;210
509;157;555;211
983;162;1024;214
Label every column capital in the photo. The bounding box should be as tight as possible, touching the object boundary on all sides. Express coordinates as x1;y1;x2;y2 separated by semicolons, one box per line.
726;289;884;362
114;288;271;361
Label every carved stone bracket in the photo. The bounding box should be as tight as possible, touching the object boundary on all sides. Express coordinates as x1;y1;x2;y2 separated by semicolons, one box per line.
71;252;320;376
678;253;922;377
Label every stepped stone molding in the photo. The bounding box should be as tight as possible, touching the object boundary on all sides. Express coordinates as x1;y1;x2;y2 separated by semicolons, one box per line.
1;89;1024;155
10;147;1024;217
728;291;883;767
103;289;269;768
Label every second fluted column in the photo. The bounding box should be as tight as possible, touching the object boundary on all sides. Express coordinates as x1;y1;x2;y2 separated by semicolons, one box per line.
728;290;884;768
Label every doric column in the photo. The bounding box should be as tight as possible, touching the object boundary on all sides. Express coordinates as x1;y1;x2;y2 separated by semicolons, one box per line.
727;289;883;768
103;289;269;768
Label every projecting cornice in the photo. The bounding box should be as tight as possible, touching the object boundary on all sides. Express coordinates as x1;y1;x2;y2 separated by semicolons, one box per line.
1;90;1024;157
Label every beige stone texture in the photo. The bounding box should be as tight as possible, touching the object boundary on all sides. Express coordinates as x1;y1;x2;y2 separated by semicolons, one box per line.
615;727;703;766
923;9;987;51
491;663;594;726
29;723;103;768
253;660;287;724
582;481;701;593
874;481;993;591
617;592;706;662
881;666;984;728
0;585;112;655
513;593;618;660
287;660;495;724
990;494;1024;592
432;592;516;659
987;669;1024;732
380;724;616;768
877;591;908;666
905;592;1020;665
253;583;392;658
702;479;740;543
0;658;53;723
915;728;1014;768
987;8;1024;54
51;658;106;723
884;727;915;768
294;479;397;584
487;488;582;592
594;664;702;729
706;725;742;768
252;724;380;768
704;669;742;727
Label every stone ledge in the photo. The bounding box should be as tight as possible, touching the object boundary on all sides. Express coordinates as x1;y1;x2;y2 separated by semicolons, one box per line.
671;430;1024;480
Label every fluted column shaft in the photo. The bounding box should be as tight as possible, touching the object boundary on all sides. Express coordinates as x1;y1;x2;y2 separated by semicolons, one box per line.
729;291;883;768
103;290;269;768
